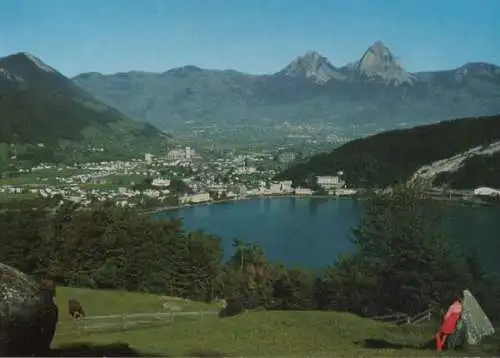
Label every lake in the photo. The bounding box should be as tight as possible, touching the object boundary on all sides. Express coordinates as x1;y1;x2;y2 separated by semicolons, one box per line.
152;197;500;272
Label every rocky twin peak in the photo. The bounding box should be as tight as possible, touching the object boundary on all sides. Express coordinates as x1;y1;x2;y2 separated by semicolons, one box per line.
281;41;415;86
281;51;346;83
354;41;415;85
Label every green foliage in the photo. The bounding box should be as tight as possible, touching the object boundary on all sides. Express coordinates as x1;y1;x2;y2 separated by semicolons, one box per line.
272;267;316;310
434;153;500;189
351;183;467;314
0;90;106;144
278;114;500;189
132;177;153;191
315;183;500;321
0;200;221;301
169;178;194;195
1;184;499;324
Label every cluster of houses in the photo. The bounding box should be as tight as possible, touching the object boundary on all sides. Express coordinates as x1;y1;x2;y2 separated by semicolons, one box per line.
178;175;356;205
0;145;359;208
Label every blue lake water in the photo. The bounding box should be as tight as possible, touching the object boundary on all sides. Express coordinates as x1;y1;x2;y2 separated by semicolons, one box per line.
152;197;500;272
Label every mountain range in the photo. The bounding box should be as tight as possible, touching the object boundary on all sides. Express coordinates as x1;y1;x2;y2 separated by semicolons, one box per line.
0;52;165;164
73;41;500;133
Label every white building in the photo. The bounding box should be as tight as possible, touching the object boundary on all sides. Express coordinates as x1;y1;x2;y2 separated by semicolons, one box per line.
335;188;357;196
279;180;293;193
295;188;313;195
269;183;282;193
278;152;296;163
179;192;211;204
167;149;186;161
145;153;153;164
234;166;257;175
185;146;194;160
152;178;171;187
473;187;500;197
316;175;344;189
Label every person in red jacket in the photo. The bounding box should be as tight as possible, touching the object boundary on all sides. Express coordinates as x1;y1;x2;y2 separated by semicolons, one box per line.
435;293;463;351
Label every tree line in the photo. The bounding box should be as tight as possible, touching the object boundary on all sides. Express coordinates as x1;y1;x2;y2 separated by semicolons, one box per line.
1;183;499;321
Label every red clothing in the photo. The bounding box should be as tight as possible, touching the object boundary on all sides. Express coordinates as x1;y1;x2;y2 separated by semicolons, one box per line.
439;300;462;335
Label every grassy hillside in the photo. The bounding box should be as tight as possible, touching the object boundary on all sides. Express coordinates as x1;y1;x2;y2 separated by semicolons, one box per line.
54;286;216;323
52;287;498;357
277;114;500;189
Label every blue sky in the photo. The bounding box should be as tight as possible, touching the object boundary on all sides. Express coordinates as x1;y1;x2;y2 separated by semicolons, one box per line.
1;0;499;77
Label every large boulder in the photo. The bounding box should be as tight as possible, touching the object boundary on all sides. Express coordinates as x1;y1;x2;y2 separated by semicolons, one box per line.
0;263;46;356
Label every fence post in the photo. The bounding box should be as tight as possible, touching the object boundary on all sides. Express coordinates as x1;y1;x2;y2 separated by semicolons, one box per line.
76;319;82;336
121;314;127;330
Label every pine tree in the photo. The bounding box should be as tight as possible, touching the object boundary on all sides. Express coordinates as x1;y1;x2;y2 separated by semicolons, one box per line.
350;182;468;315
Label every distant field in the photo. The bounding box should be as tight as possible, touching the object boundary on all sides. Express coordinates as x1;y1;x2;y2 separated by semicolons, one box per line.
78;174;146;190
50;287;500;357
0;168;147;190
0;168;87;185
0;192;38;202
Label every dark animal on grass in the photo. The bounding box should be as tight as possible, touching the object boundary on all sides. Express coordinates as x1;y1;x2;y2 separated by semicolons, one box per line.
68;299;86;320
219;297;244;318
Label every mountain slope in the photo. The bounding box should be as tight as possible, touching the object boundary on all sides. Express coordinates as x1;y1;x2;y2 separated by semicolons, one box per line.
0;52;165;163
276;114;500;190
73;41;500;133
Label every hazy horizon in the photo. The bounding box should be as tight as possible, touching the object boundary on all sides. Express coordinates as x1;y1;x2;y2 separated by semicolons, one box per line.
1;0;499;77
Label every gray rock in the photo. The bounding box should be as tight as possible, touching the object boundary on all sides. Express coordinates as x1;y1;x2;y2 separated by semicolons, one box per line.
0;263;46;356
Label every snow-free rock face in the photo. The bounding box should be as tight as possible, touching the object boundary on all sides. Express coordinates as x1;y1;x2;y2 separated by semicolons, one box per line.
354;41;416;85
0;263;43;355
411;140;500;184
20;52;57;73
282;51;346;83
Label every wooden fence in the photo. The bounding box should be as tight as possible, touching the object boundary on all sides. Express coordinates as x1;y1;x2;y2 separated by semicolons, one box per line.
371;307;435;326
55;310;218;338
55;307;437;339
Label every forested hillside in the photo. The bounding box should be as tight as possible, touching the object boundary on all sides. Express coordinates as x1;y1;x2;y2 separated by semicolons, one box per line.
0;52;166;166
277;114;500;189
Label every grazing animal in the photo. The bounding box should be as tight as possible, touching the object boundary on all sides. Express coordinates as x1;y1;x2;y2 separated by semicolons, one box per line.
68;299;86;320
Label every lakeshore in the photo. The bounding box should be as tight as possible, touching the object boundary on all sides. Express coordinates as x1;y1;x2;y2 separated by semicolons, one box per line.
146;188;497;215
145;193;357;214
